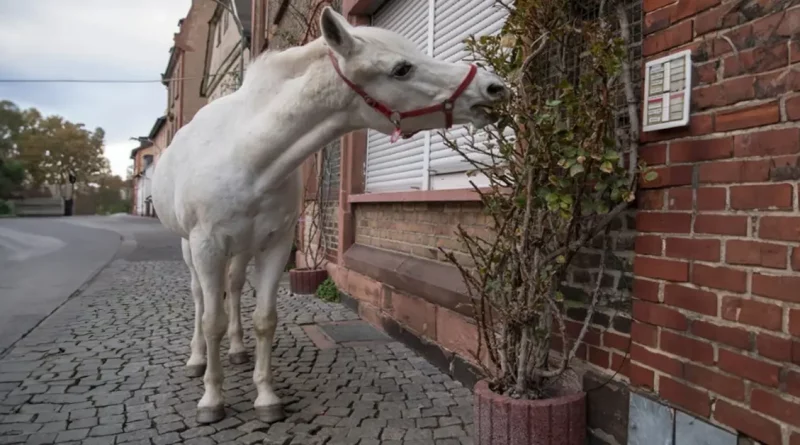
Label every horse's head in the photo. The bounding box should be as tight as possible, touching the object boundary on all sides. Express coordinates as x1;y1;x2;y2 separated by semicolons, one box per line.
320;7;509;140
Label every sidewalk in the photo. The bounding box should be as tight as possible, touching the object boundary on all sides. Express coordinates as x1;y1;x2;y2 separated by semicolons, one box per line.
0;259;475;445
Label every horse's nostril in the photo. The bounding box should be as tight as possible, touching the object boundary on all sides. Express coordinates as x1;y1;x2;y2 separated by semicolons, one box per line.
487;83;506;98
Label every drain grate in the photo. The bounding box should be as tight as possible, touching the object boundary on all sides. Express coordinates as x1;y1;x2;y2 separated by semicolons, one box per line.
316;320;390;343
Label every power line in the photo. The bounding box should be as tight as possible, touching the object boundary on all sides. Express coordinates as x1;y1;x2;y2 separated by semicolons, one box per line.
0;73;231;84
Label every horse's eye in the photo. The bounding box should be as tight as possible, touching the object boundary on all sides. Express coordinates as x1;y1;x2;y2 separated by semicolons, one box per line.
391;62;413;78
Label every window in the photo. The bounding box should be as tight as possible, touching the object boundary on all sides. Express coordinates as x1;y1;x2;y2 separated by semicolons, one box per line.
143;155;154;169
223;10;229;33
363;0;510;193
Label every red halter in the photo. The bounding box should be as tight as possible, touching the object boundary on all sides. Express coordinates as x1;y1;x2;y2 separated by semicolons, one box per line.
328;50;478;143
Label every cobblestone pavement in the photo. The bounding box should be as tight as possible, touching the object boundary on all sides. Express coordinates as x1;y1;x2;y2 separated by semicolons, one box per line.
0;258;475;444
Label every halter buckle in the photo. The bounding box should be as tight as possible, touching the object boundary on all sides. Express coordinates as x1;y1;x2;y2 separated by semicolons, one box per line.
389;111;402;127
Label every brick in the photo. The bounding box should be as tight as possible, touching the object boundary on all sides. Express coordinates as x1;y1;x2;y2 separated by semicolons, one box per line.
630;343;683;377
692;320;751;350
789;309;800;336
633;278;660;302
715;101;781;132
793;247;800;271
695;61;718;85
629;363;655;390
692;264;747;293
692;77;755;111
663;284;718;316
721;296;783;331
711;25;755;58
603;332;630;351
718;349;780;387
723;43;789;78
756;333;792;362
760;216;800;241
792;40;800;64
640;144;667;165
683;364;745;401
634;257;689;282
436;308;478;359
776;7;800;37
695;214;747;236
659;377;710;418
639;190;665;210
635;235;662;256
644;0;676;13
665;238;720;262
726;240;787;269
695;3;740;35
696;188;726;211
755;69;800;99
387;290;436;338
733;128;800;158
788;95;800;121
667;188;693;210
713;400;782;445
669;137;733;163
633;301;688;331
644;5;676;35
789;370;800;398
588;346;610;368
730;184;794;210
611;353;630;377
640;165;693;188
640;114;714;143
751;388;800;428
752;273;800;303
674;0;720;21
643;21;693;57
632;321;659;347
660;331;714;365
698;159;771;184
637;212;691;233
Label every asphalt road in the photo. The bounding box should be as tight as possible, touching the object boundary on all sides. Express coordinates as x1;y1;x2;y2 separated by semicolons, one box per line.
0;214;181;356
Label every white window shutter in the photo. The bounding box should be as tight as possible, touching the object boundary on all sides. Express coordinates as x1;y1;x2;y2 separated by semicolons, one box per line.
365;0;430;193
428;0;510;188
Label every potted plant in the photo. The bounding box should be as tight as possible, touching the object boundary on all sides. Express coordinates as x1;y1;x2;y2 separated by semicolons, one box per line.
439;1;654;443
289;146;336;294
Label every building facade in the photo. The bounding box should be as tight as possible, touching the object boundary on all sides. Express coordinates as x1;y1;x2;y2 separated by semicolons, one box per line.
129;141;156;217
201;0;252;102
162;0;216;146
285;0;800;444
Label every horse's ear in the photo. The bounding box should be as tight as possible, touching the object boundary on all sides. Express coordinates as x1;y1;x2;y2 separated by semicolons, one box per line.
320;6;356;57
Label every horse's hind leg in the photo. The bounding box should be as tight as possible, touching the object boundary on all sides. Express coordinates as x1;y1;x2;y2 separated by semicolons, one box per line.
182;238;206;378
227;253;249;364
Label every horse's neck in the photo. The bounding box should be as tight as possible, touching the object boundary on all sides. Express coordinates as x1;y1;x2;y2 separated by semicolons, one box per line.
237;41;359;192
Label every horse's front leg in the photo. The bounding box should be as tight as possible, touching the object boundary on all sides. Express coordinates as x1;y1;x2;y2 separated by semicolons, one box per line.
251;234;293;423
189;232;229;424
227;253;250;364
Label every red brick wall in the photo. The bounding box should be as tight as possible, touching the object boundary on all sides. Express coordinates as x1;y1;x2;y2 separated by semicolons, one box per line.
635;0;800;443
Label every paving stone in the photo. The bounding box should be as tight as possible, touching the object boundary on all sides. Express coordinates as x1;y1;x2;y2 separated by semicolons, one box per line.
55;428;89;442
23;432;57;444
0;260;477;445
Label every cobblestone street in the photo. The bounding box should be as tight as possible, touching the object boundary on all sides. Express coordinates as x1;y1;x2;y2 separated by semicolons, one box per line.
0;254;475;444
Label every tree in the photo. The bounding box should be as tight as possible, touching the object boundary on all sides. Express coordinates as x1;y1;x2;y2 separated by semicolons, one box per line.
16;114;109;189
0;101;24;160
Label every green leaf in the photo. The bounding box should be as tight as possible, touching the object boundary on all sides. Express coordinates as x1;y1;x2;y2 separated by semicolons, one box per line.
600;161;614;173
546;99;562;107
644;170;659;182
569;163;585;177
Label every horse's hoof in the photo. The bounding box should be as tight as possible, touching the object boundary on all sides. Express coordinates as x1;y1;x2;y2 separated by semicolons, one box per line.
185;364;206;378
255;405;285;423
229;351;249;365
196;405;225;424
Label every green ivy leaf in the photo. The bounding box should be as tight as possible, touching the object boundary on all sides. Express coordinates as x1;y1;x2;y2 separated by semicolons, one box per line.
569;163;585;177
644;170;659;182
600;161;614;173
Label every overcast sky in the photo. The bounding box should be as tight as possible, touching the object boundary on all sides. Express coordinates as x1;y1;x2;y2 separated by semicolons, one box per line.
0;0;192;177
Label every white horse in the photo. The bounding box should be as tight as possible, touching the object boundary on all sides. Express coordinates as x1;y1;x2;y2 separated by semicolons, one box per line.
151;7;508;424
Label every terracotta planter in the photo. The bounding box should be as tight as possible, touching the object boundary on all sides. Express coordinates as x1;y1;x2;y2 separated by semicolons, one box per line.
289;268;328;294
474;380;586;445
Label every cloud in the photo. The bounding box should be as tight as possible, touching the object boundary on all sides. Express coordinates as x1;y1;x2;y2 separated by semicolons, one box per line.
0;0;192;177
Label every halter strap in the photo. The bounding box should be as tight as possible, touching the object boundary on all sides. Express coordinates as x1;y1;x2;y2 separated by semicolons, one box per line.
328;50;478;142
